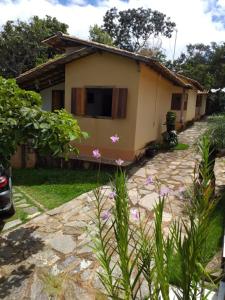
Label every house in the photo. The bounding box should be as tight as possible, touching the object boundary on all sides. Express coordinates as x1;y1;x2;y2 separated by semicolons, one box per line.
16;32;207;165
175;74;207;123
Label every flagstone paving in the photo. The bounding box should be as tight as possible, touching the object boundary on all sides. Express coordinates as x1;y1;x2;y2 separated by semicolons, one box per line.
2;188;42;231
0;121;225;299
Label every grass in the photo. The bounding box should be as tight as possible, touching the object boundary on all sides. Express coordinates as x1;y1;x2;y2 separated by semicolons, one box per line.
172;143;189;150
169;197;225;284
12;168;112;210
7;207;29;223
7;186;41;223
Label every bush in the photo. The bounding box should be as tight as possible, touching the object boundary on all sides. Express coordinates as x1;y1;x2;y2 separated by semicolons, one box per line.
166;111;176;131
162;130;178;148
163;111;178;148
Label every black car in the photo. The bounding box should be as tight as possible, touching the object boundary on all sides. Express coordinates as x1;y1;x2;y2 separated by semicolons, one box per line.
0;165;15;219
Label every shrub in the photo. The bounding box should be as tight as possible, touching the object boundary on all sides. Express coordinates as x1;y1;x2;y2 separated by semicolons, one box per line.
163;111;178;148
162;130;178;148
166;111;176;131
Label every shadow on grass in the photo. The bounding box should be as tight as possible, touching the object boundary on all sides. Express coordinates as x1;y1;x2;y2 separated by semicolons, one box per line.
12;168;112;187
0;226;44;298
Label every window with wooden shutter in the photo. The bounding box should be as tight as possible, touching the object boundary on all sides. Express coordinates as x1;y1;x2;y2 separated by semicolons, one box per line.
71;88;85;116
86;88;113;117
171;93;188;111
112;88;128;119
52;90;64;111
196;95;202;107
171;93;182;110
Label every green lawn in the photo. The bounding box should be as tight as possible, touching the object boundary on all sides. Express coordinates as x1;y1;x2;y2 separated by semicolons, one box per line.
13;168;112;210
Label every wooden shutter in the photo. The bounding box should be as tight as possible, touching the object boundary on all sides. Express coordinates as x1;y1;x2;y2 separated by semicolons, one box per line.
112;88;127;119
196;95;202;107
184;93;188;110
71;88;86;116
52;90;64;111
171;93;182;110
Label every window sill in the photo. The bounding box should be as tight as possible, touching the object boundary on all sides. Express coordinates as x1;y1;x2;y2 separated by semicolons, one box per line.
72;114;113;120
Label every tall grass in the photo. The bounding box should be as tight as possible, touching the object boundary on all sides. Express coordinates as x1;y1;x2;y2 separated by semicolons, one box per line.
91;136;220;299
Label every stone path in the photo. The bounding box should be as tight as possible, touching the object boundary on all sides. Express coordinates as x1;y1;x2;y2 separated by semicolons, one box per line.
2;188;42;232
0;121;224;299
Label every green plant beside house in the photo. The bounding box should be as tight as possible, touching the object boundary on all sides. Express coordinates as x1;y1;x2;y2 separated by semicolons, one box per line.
0;77;88;168
162;111;178;149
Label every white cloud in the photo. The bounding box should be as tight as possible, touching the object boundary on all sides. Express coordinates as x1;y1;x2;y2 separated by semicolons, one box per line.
0;0;224;59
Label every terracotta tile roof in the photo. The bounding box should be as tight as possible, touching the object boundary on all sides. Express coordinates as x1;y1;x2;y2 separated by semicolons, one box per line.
176;73;205;91
17;32;202;90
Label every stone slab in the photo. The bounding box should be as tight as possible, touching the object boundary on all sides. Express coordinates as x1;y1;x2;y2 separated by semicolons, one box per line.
3;219;22;231
47;233;76;254
139;192;159;211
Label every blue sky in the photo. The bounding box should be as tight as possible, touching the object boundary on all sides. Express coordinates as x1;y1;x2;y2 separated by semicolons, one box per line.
205;0;225;28
0;0;224;59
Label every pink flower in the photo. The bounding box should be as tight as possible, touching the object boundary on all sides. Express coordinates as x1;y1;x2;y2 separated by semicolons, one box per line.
115;158;124;166
102;210;110;221
146;176;153;185
92;149;101;159
110;134;119;143
109;191;116;199
131;208;139;221
160;187;170;197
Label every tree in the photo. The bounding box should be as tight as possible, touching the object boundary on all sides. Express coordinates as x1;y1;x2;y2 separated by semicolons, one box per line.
89;24;114;46
172;43;225;90
0;16;68;78
0;77;87;167
101;7;176;52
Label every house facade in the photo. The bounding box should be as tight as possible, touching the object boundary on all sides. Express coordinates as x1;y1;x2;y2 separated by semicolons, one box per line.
16;32;207;164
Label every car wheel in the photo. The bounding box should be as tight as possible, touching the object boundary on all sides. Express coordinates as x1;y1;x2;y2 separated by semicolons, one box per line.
3;205;15;219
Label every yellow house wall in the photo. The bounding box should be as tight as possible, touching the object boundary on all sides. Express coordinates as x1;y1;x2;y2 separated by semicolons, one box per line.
200;94;207;115
65;52;140;161
186;89;197;121
40;82;65;111
134;64;183;153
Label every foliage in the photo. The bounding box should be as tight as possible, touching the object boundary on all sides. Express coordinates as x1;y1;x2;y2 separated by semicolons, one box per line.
172;143;189;150
92;170;144;299
91;134;219;299
171;42;225;90
207;91;225;114
166;111;176;131
0;77;87;167
89;24;114;46
163;111;178;148
162;131;178;148
97;7;176;52
207;114;225;150
139;48;168;63
0;15;68;78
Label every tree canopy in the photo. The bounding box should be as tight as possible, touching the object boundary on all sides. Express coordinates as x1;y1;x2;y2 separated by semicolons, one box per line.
0;77;87;167
0;15;68;78
172;42;225;90
89;24;114;46
90;7;176;52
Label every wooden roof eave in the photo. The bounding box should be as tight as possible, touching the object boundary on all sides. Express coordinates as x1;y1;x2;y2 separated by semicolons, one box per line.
16;47;97;86
43;34;191;89
145;62;191;88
